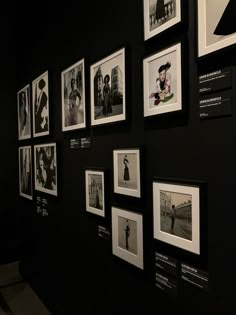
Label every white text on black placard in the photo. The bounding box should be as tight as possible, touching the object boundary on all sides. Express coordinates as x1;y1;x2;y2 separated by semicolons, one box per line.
154;252;178;277
181;263;209;291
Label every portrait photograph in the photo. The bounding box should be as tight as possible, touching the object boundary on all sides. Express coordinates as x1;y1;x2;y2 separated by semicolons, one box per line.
198;0;236;57
113;149;141;198
32;71;50;137
17;84;31;140
61;59;86;131
85;169;105;217
153;179;200;254
19;146;33;200
144;0;181;40
90;48;126;126
143;43;182;117
112;207;143;270
34;143;57;196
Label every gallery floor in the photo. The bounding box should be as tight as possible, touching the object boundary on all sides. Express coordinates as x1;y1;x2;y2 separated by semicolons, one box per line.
0;261;49;315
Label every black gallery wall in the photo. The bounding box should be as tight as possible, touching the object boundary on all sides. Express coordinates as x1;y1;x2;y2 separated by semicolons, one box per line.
15;1;236;314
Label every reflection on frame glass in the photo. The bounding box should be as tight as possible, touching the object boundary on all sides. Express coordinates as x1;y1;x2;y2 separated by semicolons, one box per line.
112;207;143;270
90;48;126;126
17;85;31;140
153;179;200;254
85;169;105;217
19;146;33;200
61;59;86;131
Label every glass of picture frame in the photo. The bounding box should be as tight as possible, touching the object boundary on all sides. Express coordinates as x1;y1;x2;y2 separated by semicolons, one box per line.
143;0;182;41
198;0;236;57
143;42;182;117
153;178;201;255
61;59;86;131
19;146;33;200
113;148;141;198
34;143;57;196
17;84;31;140
85;169;105;217
90;48;126;126
112;207;144;270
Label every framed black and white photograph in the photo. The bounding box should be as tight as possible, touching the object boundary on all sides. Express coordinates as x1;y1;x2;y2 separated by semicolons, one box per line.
19;146;33;200
32;71;50;137
61;59;86;131
17;85;31;140
198;0;236;57
153;179;200;254
112;207;143;270
143;43;182;117
34;143;57;196
113;149;141;198
144;0;181;40
85;169;105;217
90;48;126;126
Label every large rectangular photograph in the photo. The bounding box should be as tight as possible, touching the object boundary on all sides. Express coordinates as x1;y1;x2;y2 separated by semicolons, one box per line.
143;43;182;117
198;0;236;57
112;207;143;270
90;48;126;126
144;0;181;40
85;169;105;217
34;143;57;196
153;180;200;254
17;85;31;140
32;71;50;137
19;146;33;200
61;59;86;131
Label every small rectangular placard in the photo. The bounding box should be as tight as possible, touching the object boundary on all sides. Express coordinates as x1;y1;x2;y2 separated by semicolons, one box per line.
154;252;178;277
98;225;111;241
70;138;80;149
70;137;91;149
199;67;232;94
181;263;209;291
36;196;49;216
200;90;232;119
155;271;178;296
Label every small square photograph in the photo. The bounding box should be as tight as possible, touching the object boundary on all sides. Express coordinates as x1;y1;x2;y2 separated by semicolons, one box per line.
17;85;31;140
32;71;50;137
113;149;141;198
198;0;236;56
61;59;86;131
90;48;126;126
19;146;33;200
143;43;182;117
34;143;57;196
85;170;105;217
153;180;200;255
112;207;143;270
144;0;181;40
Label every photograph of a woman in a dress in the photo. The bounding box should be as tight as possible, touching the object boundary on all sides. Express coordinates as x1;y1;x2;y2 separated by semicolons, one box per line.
123;154;130;187
17;85;31;140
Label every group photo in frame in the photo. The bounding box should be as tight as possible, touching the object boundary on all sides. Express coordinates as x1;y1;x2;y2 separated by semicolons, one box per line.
61;59;86;131
17;84;31;140
153;179;200;255
90;48;126;126
85;169;105;217
112;207;144;270
143;42;182;117
143;0;181;41
19;146;33;200
113;148;141;198
34;143;57;196
198;0;236;57
32;71;50;137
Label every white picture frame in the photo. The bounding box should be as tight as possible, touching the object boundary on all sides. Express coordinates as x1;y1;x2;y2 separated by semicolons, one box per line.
85;169;105;217
198;0;236;57
113;149;141;198
34;143;57;196
17;84;31;140
153;180;200;255
112;207;144;270
143;43;182;117
90;48;126;126
61;59;86;131
19;146;33;200
32;71;50;137
144;0;181;41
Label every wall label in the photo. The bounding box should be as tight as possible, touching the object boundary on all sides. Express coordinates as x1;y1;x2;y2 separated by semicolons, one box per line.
199;67;232;94
154;252;178;277
181;263;209;291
